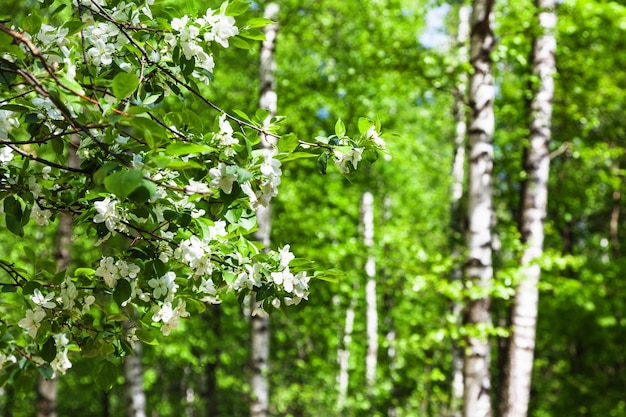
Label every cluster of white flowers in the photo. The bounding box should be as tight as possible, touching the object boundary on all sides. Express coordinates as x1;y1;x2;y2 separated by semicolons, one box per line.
93;196;128;234
215;114;239;157
95;256;140;288
35;24;70;60
241;150;283;209
272;244;310;306
32;97;64;121
174;220;227;278
51;333;72;375
232;262;263;291
85;22;127;67
366;125;387;150
152;299;189;336
334;146;364;174
148;271;178;300
164;3;238;82
233;245;310;315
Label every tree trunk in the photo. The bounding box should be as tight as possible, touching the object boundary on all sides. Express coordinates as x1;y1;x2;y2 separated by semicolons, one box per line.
250;5;279;417
450;5;471;417
124;314;147;417
337;290;356;411
37;135;80;417
464;1;496;417
124;341;146;417
362;191;378;393
498;2;556;417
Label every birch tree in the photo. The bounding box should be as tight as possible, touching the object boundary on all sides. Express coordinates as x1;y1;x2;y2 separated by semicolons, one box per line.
124;318;147;417
362;191;378;393
250;4;279;417
464;0;496;416
499;1;556;416
450;5;471;417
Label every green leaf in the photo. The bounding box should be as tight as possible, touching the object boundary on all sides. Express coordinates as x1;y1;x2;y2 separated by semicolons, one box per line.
278;133;299;153
135;329;158;345
74;267;95;278
226;0;249;16
121;117;168;149
62;20;87;36
4;196;24;237
40;337;57;363
51;137;64;155
335;119;346;137
165;143;215;156
278;152;317;163
104;170;144;200
230;36;251;50
317;153;328;175
128;180;157;204
112;72;139;100
38;363;54;380
239;29;266;41
358;117;373;134
232;109;251;122
94;360;118;391
245;18;273;29
0;104;30;113
113;279;131;306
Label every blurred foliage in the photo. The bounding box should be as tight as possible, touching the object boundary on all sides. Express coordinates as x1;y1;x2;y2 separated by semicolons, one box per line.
2;0;626;416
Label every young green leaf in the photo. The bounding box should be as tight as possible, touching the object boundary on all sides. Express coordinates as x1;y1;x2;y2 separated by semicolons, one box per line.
40;336;57;363
112;72;139;100
104;170;144;200
335;119;346;137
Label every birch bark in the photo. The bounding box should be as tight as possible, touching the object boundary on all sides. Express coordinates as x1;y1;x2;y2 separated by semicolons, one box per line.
362;191;378;393
450;5;471;417
124;317;147;417
499;2;556;416
250;5;279;417
336;293;356;411
463;1;496;416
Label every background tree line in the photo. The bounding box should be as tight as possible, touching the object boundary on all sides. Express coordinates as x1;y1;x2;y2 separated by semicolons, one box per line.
1;0;625;416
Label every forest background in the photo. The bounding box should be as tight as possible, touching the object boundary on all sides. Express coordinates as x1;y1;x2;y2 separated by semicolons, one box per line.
1;0;625;416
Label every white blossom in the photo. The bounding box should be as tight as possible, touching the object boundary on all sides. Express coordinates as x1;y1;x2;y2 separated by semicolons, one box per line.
18;308;46;338
93;197;126;233
209;162;237;194
31;203;52;226
148;271;178;299
30;289;57;309
334;147;364;173
95;256;119;288
152;300;189;335
0;147;13;164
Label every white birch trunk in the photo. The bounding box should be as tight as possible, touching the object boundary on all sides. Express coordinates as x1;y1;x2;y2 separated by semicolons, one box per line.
362;191;378;392
124;339;147;417
337;294;356;411
450;6;471;417
250;5;279;417
499;2;556;416
464;1;496;417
